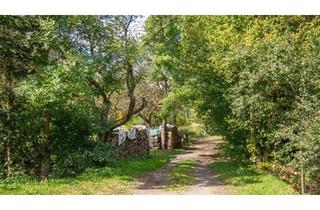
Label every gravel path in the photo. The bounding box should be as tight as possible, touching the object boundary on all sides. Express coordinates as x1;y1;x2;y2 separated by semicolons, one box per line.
132;137;229;195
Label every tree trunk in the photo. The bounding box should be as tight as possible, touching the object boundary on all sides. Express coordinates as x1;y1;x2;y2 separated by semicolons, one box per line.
100;95;111;143
40;149;50;181
40;113;50;181
100;109;109;143
4;68;14;176
301;168;305;194
6;146;12;176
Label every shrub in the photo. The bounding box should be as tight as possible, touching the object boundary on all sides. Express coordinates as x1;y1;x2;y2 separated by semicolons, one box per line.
89;142;118;167
52;149;91;177
52;142;118;178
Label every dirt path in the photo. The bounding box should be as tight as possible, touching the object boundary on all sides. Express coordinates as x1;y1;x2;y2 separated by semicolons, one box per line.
132;137;229;195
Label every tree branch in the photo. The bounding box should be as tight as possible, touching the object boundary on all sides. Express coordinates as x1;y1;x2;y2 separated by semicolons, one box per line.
109;97;147;131
90;78;110;104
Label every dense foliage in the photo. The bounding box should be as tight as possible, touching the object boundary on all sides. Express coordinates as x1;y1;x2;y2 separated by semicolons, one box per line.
2;15;320;194
0;16;147;180
145;16;320;193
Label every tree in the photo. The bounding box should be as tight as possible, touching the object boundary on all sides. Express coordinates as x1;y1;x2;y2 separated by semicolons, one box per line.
146;15;320;193
68;16;147;141
18;52;95;180
0;16;51;176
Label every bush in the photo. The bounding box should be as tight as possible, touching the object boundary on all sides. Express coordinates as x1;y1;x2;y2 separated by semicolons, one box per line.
52;142;118;178
52;149;91;177
89;142;118;167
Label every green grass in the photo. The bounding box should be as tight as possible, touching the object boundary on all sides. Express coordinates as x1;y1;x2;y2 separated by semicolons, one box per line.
210;161;298;195
0;150;180;195
166;159;198;192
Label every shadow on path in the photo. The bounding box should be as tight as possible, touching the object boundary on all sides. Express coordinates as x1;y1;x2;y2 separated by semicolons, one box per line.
132;138;230;195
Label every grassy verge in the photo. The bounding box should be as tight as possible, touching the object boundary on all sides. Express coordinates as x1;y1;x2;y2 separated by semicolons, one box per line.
0;150;180;195
210;161;298;195
166;159;198;192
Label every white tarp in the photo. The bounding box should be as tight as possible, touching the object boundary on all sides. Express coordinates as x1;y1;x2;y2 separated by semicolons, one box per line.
127;127;136;140
148;128;160;137
118;130;127;146
134;125;147;130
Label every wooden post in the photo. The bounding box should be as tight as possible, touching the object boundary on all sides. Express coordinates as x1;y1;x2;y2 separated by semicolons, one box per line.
160;120;166;149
